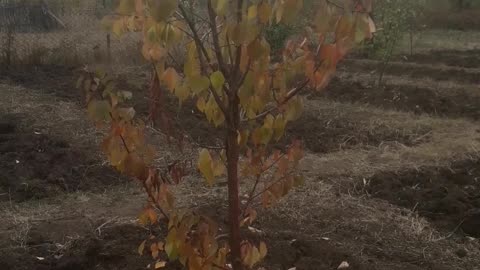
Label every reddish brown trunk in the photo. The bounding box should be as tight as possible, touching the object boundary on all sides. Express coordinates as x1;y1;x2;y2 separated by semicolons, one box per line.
226;95;243;270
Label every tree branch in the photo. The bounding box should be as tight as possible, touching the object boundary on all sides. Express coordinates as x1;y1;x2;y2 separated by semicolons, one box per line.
242;78;310;122
207;0;228;76
178;3;228;115
178;3;213;69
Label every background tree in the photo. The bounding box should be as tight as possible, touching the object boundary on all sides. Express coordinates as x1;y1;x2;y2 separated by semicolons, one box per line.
78;0;375;269
363;0;422;84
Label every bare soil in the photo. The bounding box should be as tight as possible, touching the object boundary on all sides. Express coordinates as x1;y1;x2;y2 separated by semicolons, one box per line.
0;113;124;202
315;78;480;120
366;160;480;237
2;37;480;270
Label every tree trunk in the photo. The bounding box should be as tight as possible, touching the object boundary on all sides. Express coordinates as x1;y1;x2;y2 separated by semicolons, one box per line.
226;95;243;270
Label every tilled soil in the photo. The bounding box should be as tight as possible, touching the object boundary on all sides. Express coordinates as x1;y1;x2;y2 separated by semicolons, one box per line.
314;78;480;120
366;160;480;237
0;113;124;202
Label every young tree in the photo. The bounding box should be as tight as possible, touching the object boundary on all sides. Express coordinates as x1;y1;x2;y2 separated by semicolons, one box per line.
78;0;375;269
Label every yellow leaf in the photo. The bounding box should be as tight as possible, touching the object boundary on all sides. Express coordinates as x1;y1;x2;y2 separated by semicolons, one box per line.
252;127;272;145
165;228;178;260
212;0;228;16
196;97;206;112
210;71;225;92
259;241;267;259
258;2;271;24
264;114;275;129
149;0;177;22
117;0;135;15
281;0;303;24
188;76;210;94
174;84;190;104
336;14;355;40
142;43;167;61
198;149;215;185
213;159;226;177
162;67;179;92
247;5;257;21
155;261;167;269
204;96;225;127
285;97;303;122
87;100;111;122
138;240;146;255
237;129;249;147
112;18;127;38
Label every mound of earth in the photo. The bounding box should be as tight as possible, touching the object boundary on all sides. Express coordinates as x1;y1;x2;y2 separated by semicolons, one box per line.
367;160;480;237
0;114;124;201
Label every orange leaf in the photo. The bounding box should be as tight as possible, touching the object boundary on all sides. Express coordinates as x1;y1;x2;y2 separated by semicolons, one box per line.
258;2;271;24
162;67;179;92
151;243;159;259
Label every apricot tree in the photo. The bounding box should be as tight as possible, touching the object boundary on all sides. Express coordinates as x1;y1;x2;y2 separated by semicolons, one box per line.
77;0;375;269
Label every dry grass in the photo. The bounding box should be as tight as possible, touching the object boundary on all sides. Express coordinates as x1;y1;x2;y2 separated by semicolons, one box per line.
398;29;480;53
300;99;480;179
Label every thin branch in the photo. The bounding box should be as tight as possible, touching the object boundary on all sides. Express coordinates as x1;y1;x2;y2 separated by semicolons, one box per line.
178;3;228;116
250;173;293;203
207;0;228;76
226;34;234;64
243;78;310;122
243;153;287;211
178;3;213;68
231;0;244;88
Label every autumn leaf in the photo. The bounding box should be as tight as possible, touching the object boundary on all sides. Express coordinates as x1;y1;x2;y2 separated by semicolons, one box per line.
247;5;258;21
138;240;146;255
212;0;228;16
188;76;210;94
198;149;215;185
210;71;225;93
162;67;180;92
259;241;268;258
151;243;159;259
258;2;271;24
117;0;135;15
87;100;111;122
155;261;167;269
149;0;177;22
285;97;304;122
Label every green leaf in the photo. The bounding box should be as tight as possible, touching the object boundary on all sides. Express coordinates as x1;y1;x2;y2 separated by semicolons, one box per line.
210;71;225;92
